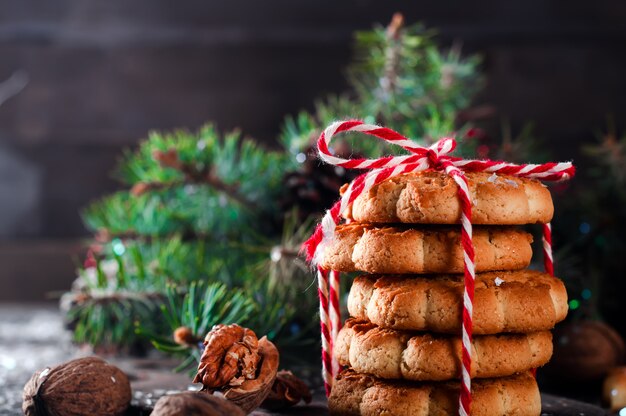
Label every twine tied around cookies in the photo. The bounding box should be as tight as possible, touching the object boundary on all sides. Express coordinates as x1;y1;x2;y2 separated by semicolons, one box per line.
302;120;575;416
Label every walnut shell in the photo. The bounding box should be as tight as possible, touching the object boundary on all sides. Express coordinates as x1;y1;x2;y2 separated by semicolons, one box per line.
152;391;245;416
223;336;279;413
262;370;312;410
22;356;131;416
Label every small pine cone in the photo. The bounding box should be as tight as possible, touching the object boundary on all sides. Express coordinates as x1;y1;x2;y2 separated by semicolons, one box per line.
153;149;181;169
173;327;197;346
280;144;360;221
130;182;151;196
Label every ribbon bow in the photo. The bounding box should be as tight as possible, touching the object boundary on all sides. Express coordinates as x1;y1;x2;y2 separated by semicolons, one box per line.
303;120;574;416
304;120;574;263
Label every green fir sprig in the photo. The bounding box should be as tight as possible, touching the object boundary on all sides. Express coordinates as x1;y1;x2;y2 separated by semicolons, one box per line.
140;281;255;372
280;14;482;162
64;15;488;363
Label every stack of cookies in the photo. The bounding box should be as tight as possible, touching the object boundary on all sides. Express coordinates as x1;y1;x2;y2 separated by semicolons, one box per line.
320;171;568;416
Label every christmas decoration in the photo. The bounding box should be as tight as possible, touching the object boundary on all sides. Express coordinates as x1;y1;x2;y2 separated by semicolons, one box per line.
22;357;131;416
302;120;574;414
16;10;626;415
194;324;279;413
61;15;539;389
151;392;246;416
61;125;312;351
280;142;360;222
603;367;626;412
545;320;625;383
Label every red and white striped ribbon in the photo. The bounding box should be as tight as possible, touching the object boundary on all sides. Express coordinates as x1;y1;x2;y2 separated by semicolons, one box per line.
316;267;332;395
303;120;574;414
542;223;554;276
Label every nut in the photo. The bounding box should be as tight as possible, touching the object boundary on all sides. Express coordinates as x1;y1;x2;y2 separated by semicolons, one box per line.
194;324;261;389
262;370;312;410
151;391;245;416
194;324;279;413
22;356;131;416
223;336;279;413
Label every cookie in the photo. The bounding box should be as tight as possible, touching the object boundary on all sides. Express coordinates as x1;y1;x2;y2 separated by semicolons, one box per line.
348;270;567;334
328;369;540;416
342;171;553;225
335;318;552;381
320;223;533;274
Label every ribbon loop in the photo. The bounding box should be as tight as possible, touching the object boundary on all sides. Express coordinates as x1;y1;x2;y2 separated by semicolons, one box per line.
317;121;575;193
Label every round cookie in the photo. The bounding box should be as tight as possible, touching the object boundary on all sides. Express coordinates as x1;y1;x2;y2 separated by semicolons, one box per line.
342;171;553;225
320;223;533;274
328;369;540;416
335;318;553;381
348;270;567;334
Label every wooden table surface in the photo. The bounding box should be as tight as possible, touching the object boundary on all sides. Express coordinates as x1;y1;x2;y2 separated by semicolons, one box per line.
0;304;611;416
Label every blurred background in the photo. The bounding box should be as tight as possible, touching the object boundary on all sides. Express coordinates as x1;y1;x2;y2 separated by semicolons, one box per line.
2;0;626;301
1;1;626;410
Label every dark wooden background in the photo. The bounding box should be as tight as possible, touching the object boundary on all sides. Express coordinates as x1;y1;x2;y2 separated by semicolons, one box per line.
1;0;625;301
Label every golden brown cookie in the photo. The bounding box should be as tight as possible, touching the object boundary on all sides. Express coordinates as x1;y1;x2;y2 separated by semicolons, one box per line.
335;318;552;381
320;223;533;274
348;270;567;334
328;369;540;416
342;171;553;225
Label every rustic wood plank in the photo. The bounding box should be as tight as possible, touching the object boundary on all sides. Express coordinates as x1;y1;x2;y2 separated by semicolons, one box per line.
0;304;610;415
0;0;626;298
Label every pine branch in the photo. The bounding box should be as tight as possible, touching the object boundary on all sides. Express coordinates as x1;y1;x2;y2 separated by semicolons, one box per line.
583;128;626;185
68;16;487;355
280;14;483;160
131;148;258;212
205;166;257;211
380;13;404;99
138;281;257;372
63;289;163;348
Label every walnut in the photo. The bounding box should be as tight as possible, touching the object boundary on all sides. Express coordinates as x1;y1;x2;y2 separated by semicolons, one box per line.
194;324;261;389
262;370;312;410
194;324;279;413
151;391;245;416
22;356;131;416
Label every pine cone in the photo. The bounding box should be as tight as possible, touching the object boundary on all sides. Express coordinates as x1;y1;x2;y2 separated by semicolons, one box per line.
173;326;198;346
280;144;360;221
153;149;181;170
130;182;151;196
261;370;312;410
